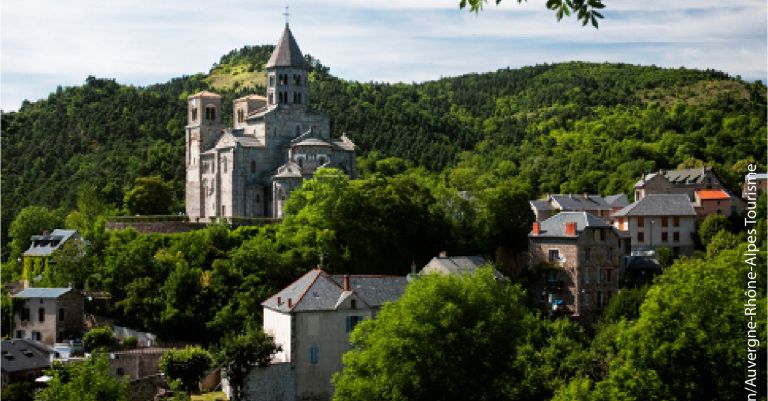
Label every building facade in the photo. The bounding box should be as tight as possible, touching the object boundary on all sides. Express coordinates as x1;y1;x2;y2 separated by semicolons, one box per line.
528;212;627;322
254;269;407;401
612;194;698;255
12;288;84;346
186;25;357;221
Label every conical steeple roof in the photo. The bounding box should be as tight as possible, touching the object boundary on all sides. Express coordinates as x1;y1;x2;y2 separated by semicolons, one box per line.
266;24;307;69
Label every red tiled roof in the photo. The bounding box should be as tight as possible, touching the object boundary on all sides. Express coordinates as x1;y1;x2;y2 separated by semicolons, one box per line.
696;189;729;200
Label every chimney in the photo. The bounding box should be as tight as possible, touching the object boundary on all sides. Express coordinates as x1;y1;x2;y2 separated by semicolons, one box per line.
410;260;417;275
277;296;282;305
565;222;577;236
582;192;588;199
343;275;350;291
439;251;447;258
532;222;540;235
287;298;292;308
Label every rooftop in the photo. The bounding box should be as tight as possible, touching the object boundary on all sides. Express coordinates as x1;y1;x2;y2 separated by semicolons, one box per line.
13;287;74;299
613;194;697;217
262;269;407;313
531;211;612;237
1;339;54;373
635;167;714;187
549;194;612;211
696;189;730;200
24;229;79;257
266;25;307;69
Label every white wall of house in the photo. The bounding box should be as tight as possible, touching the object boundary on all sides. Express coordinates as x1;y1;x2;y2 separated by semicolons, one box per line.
263;308;292;363
614;215;696;254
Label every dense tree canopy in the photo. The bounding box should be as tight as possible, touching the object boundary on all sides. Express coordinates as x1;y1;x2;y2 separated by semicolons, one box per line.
37;353;129;401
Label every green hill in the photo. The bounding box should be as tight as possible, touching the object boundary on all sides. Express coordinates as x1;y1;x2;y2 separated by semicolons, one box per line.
1;45;766;254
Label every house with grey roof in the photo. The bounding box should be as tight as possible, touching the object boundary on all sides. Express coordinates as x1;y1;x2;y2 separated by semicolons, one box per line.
12;288;84;346
248;269;407;401
418;253;504;280
612;194;697;255
528;212;629;322
529;193;628;222
1;339;56;386
22;229;84;285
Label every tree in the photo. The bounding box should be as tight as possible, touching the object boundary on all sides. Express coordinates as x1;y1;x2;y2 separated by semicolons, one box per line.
83;327;116;351
698;213;730;247
460;0;605;27
1;382;33;401
217;327;282;401
159;346;213;394
332;268;587;401
123;175;174;215
37;353;129;401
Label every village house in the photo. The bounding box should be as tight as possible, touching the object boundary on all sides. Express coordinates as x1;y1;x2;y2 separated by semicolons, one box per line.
417;252;506;280
693;188;732;219
528;212;628;322
1;339;56;386
612;194;698;256
529;193;628;222
12;288;84;346
243;269;407;401
633;167;746;215
22;229;83;285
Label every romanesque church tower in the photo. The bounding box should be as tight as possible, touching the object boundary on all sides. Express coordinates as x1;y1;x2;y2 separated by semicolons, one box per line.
185;24;357;221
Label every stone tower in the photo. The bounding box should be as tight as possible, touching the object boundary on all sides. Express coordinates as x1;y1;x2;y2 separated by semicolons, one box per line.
266;24;309;111
185;91;222;219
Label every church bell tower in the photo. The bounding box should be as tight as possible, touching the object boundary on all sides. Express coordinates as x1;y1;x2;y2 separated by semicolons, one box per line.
265;23;308;111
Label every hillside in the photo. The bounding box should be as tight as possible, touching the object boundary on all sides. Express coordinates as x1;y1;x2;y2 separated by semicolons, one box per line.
1;45;766;254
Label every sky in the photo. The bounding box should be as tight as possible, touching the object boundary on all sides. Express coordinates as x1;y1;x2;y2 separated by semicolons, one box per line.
1;0;766;111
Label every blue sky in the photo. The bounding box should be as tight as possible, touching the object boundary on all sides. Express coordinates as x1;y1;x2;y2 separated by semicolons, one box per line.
1;0;766;111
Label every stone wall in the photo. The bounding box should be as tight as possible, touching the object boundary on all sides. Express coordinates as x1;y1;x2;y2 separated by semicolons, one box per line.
243;362;296;401
105;221;207;233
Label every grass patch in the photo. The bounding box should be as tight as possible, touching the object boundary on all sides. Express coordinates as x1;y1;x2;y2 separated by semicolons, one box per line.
206;63;266;92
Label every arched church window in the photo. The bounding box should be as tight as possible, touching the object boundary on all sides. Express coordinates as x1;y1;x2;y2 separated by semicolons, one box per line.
237;109;244;123
191;107;198;121
206;106;216;120
293;74;300;85
222;157;227;173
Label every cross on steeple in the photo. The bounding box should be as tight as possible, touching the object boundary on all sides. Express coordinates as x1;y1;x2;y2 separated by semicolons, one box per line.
283;5;290;27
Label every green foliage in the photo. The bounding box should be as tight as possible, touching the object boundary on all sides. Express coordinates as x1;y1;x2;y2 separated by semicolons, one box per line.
83;327;116;351
2;381;33;401
122;336;138;347
599;286;649;323
7;206;64;268
37;353;128;401
706;229;741;259
698;213;731;247
123;175;175;215
217;327;281;401
333;268;589;401
159;346;213;394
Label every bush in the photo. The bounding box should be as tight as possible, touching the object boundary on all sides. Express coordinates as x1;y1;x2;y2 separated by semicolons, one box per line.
159;346;212;394
83;327;116;351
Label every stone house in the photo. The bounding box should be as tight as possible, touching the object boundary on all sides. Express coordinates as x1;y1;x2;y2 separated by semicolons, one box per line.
693;189;732;219
633;167;745;214
12;288;84;345
1;339;56;386
109;347;170;380
612;194;698;256
186;24;357;221
528;212;628;322
248;269;407;401
529;193;628;222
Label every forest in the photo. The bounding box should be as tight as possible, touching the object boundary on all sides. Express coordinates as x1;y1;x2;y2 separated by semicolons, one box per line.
1;44;767;400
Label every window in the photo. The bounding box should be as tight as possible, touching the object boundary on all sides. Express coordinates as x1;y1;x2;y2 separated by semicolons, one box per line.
606;269;612;282
673;232;680;242
548;249;560;263
637;216;644;228
31;332;41;341
21;308;30;321
279;74;288;85
596;268;602;283
296;125;301;135
237;109;244;123
673;216;680;227
250;160;256;174
205;106;216;120
222;205;226;216
584;269;591;284
607;248;613;262
309;346;319;364
661;232;668;242
661;216;668;227
293;74;301;85
597;291;604;309
346;316;364;332
222;157;227;173
297;93;302;104
15;330;25;339
584;248;591;262
269;75;275;87
637;232;644;243
117;368;125;376
268;93;274;104
351;300;357;309
58;308;64;321
38;308;45;322
191;107;198;121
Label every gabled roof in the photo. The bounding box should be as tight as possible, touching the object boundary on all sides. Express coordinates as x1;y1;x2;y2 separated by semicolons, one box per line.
550;194;611;211
273;161;303;179
530;199;554;212
266;25;307;69
612;194;696;217
1;339;54;373
604;194;629;208
13;287;74;299
262;269;407;313
635;167;714;187
188;91;221;98
696;189;730;200
24;229;79;257
531;212;611;238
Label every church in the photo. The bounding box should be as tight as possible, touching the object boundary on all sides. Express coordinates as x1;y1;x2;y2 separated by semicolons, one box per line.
185;24;357;221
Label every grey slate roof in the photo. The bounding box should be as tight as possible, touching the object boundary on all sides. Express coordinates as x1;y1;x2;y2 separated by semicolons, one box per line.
266;25;307;69
294;138;333;147
1;339;54;373
273;161;303;179
262;269;407;313
550;194;611;211
531;212;611;238
612;194;696;217
530;199;553;211
635;167;713;187
604;194;629;208
13;287;73;299
23;229;79;257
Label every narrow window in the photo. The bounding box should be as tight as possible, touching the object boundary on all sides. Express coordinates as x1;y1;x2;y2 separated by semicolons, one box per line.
309;346;318;364
351;300;357;309
607;247;613;262
15;330;24;339
295;125;301;135
191;107;198;121
548;249;560;263
673;232;680;242
237;109;244;123
637;216;644;228
637;232;644;243
584;248;591;262
58;308;64;321
269;75;275;87
297;93;302;104
38;308;45;322
250;160;256;174
661;216;668;227
673;216;680;227
32;332;41;341
661;232;668;242
21;308;30;321
268;93;274;105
